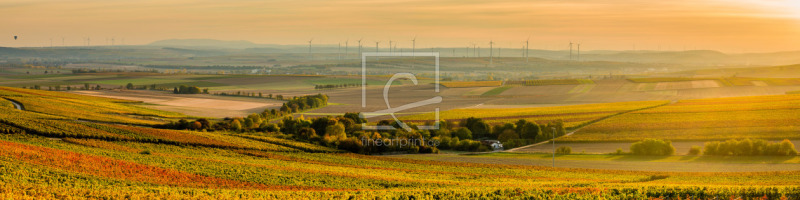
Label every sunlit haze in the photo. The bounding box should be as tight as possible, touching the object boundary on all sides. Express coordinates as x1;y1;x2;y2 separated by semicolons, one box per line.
2;0;799;52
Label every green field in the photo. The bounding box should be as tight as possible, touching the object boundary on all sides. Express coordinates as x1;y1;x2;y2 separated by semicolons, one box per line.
481;86;513;96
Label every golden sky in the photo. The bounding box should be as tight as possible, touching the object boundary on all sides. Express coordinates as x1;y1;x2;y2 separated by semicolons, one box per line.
2;0;799;52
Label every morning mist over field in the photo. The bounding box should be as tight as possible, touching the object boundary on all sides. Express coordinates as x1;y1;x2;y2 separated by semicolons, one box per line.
2;0;800;199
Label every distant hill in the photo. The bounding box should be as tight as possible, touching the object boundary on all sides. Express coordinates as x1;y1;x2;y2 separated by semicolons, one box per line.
148;39;263;49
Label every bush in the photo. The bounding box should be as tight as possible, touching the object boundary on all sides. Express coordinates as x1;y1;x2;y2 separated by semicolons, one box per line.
497;129;519;142
704;139;797;156
688;145;701;156
614;148;625;155
555;146;571;154
630;139;675;156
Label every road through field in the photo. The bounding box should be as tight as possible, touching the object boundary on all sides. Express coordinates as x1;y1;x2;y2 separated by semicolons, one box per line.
506;100;676;152
3;98;24;110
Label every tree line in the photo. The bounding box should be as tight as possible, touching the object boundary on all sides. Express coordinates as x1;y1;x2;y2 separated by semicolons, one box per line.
624;138;797;156
315;83;362;90
172;85;208;94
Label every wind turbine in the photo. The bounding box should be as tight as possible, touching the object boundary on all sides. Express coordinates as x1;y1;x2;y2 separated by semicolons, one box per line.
525;37;530;63
569;41;573;61
411;36;416;57
577;43;581;62
411;36;417;69
388;40;393;53
307;38;313;61
338;42;341;60
489;40;494;65
344;39;349;58
374;41;380;61
471;43;477;57
357;38;362;58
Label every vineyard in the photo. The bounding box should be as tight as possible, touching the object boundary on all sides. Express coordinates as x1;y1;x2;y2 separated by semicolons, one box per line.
564;94;800;142
400;100;670;128
0;86;184;125
2;87;800;199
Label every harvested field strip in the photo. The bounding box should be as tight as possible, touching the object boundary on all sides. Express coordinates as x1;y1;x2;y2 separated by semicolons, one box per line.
440;81;503;88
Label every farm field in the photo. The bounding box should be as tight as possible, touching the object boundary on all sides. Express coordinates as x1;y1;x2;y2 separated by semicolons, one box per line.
440;81;502;88
513;140;800;155
71;90;284;118
399;100;670;127
563;94;800;142
7;0;800;198
0;87;799;198
389;153;800;172
4;132;800;198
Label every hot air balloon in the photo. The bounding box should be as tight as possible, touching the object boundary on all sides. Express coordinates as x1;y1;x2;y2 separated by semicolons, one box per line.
13;36;17;40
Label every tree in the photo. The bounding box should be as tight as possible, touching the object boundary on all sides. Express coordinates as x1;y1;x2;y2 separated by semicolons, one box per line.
497;129;519;142
462;117;490;139
188;86;201;94
688;145;701;156
231;119;242;131
519;121;541;141
556;146;572;154
454;127;472;140
342;113;365;124
778;139;798;156
126;83;134;90
630;139;675;156
325;123;347;141
190;121;202;130
173;87;179;94
298;127;318;141
84;83;90;90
